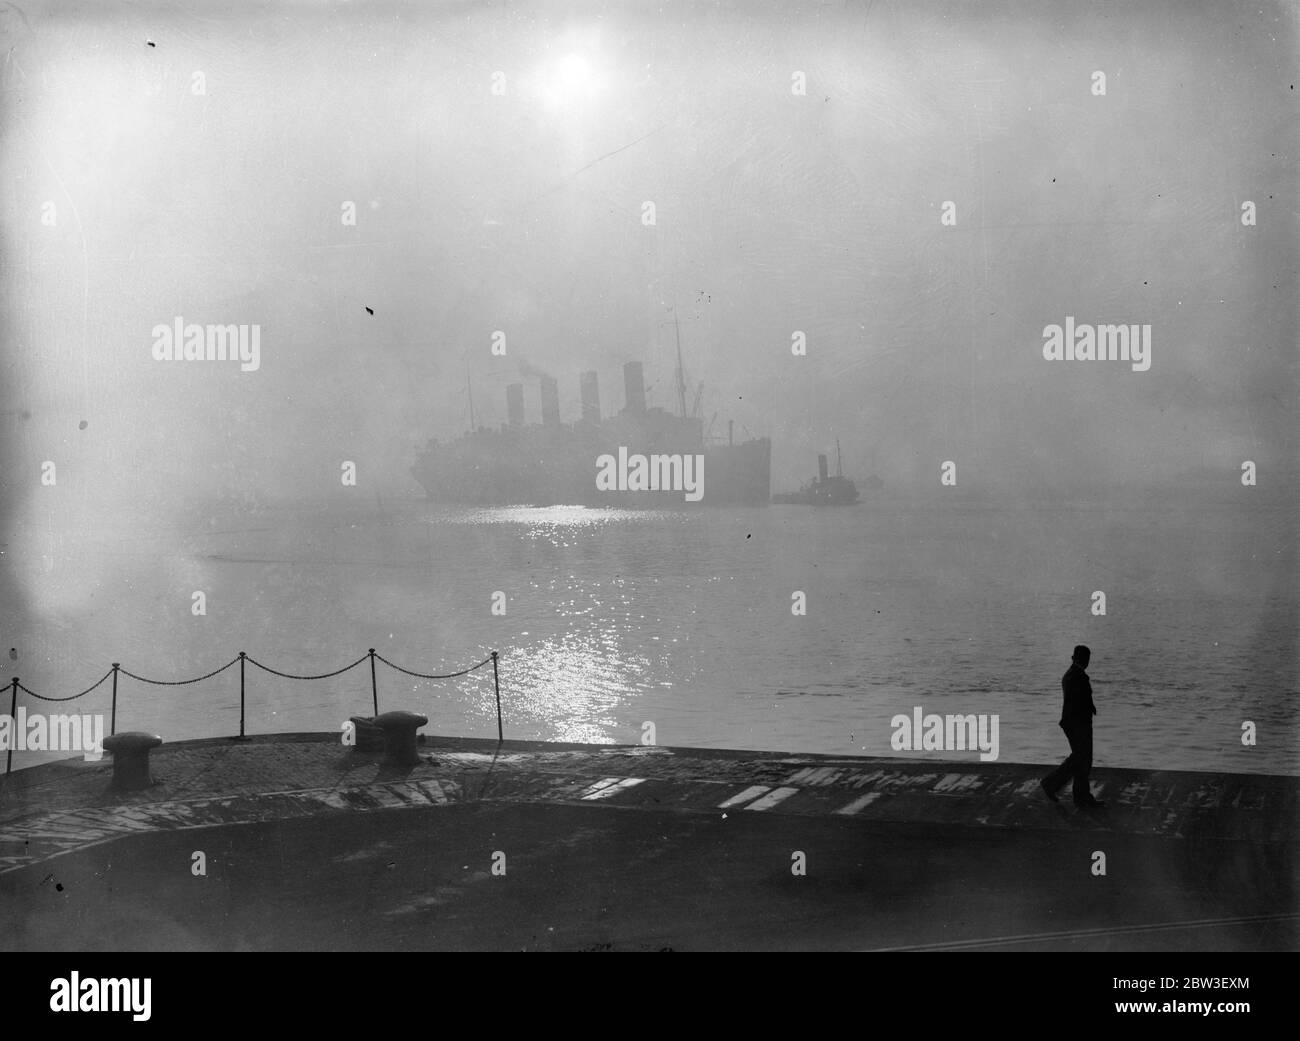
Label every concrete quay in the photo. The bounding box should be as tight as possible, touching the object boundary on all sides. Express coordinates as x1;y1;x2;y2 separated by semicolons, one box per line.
0;734;1294;951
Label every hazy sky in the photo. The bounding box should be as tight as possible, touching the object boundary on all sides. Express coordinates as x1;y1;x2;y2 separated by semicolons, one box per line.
1;0;1296;526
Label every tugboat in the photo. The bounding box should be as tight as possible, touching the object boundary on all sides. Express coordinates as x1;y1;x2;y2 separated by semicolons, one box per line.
772;440;861;505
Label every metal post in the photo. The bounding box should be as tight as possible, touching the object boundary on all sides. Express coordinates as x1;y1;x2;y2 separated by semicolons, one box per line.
369;649;378;716
492;651;502;743
6;677;16;775
110;663;120;737
238;652;246;739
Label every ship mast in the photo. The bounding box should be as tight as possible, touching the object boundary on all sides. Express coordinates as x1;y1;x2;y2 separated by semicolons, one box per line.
674;311;688;418
466;358;475;433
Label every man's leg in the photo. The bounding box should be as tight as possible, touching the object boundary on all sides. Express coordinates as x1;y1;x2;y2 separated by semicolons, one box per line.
1068;725;1093;803
1042;725;1075;798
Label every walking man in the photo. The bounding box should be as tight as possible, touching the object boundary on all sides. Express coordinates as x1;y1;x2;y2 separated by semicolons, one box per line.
1041;645;1106;809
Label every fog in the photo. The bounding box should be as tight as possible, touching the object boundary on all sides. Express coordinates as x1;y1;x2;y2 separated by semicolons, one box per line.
1;0;1296;590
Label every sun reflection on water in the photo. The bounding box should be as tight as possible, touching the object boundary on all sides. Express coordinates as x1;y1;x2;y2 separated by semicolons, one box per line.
507;632;632;745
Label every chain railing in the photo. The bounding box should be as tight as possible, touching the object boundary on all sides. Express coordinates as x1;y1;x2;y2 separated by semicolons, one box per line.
4;648;501;775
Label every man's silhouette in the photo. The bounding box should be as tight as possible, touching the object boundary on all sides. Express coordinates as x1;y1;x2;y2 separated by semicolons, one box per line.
1041;645;1106;809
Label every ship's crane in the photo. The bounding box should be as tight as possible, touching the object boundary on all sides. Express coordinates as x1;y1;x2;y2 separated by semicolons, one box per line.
666;308;706;422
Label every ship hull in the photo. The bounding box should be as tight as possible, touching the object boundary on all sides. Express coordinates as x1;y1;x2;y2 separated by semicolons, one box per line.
771;475;860;505
412;424;770;508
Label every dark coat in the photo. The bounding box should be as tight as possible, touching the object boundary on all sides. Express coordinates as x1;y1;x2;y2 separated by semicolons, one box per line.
1060;662;1097;727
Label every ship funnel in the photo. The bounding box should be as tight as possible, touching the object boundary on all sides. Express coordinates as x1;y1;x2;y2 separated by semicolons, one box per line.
818;454;829;481
540;376;560;427
506;383;525;428
579;370;600;424
623;361;646;414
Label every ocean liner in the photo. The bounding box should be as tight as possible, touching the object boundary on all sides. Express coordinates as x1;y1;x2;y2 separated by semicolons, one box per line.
412;344;770;508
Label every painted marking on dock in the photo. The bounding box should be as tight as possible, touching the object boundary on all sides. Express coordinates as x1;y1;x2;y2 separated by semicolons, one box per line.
834;793;881;816
848;770;888;789
365;787;413;810
718;785;771;809
95;810;158;831
379;785;428;807
933;773;982;793
409;779;453;805
744;787;800;812
786;767;842;786
439;751;526;765
579;777;645;801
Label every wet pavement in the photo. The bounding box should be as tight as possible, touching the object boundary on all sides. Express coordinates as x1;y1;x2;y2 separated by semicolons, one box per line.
0;733;1295;950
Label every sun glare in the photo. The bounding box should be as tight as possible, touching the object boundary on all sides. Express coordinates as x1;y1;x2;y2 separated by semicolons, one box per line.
536;48;606;113
557;53;593;91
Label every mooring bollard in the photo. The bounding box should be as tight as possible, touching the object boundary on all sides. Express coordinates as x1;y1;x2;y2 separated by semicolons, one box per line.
102;732;163;791
348;715;385;753
371;711;428;767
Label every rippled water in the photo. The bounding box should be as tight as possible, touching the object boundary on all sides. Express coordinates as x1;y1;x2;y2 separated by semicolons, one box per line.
6;495;1297;775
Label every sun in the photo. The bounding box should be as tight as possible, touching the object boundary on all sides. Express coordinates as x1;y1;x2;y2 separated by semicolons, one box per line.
557;53;593;92
536;49;606;113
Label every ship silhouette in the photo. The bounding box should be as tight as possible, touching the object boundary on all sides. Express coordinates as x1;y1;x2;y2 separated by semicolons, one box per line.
412;330;770;507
